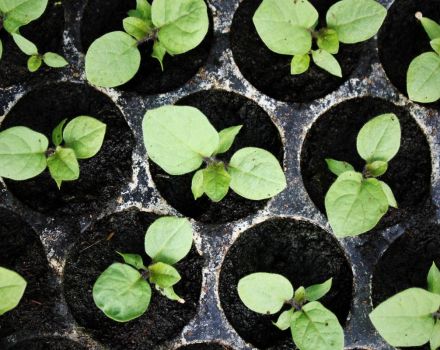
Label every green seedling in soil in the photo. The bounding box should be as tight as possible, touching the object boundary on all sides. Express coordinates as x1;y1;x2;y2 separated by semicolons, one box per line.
0;266;27;316
407;12;440;103
93;216;193;322
0;116;106;188
253;0;386;77
0;0;68;72
325;113;401;237
85;0;209;88
238;273;343;350
142;105;287;202
370;262;440;349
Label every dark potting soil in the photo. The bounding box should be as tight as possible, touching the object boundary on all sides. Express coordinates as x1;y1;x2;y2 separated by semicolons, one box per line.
149;90;284;224
177;344;232;350
300;97;433;230
219;219;353;349
230;0;366;103
0;0;65;88
80;0;213;95
1;83;134;218
7;338;86;350
63;209;203;350
0;208;56;338
378;0;440;104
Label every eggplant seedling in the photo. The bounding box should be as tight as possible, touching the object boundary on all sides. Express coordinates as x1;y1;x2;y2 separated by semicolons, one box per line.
0;116;106;188
85;0;209;88
238;273;343;350
93;216;193;322
0;266;27;316
325;114;401;237
142;105;286;202
0;0;68;72
370;262;440;349
253;0;386;77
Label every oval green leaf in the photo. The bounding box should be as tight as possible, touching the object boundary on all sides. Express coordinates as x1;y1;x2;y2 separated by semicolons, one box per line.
12;33;38;55
407;52;440;103
312;49;342;77
0;266;27;316
123;16;152;41
428;262;440;296
274;309;295;331
191;169;204;200
43;52;68;68
117;252;145;270
305;278;333;302
47;147;80;188
27;55;42;72
379;181;398;208
317;28;339;54
419;16;440;40
291;54;310;75
325;158;354;176
149;262;181;288
215;125;242;155
202;163;231;202
0;0;48;31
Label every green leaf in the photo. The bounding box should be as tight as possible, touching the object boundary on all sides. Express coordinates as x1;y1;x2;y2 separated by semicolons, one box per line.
123;16;151;41
253;0;317;55
407;52;440;103
0;39;3;60
215;125;242;155
152;0;209;55
431;39;440;55
93;263;151;322
325;171;389;237
156;284;185;303
428;262;440;295
0;0;48;31
27;55;42;72
237;272;294;315
379;181;398;208
274;309;295;331
117;252;145;270
152;40;167;70
191;169;204;200
419;15;440;40
145;216;193;265
51;119;67;147
143;105;219;175
305;278;333;302
12;33;38;55
326;0;387;44
430;320;440;350
291;54;310;75
366;160;388;177
128;0;151;22
42;52;68;68
291;302;344;350
202;163;230;202
47;147;80;188
0;266;27;316
63;116;106;159
357;113;401;163
312;49;342;77
85;31;141;88
294;286;306;303
0;126;48;180
317;28;339;54
229;147;286;200
369;288;440;347
149;262;181;288
325;159;354;176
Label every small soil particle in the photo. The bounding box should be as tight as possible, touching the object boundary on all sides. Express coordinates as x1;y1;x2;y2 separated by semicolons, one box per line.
6;338;86;350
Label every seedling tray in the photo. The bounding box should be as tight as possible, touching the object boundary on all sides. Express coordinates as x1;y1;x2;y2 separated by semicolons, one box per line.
1;0;440;349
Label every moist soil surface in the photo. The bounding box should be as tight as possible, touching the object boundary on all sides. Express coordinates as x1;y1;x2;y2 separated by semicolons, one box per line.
63;209;203;350
7;338;86;350
1;82;134;218
0;208;57;339
0;0;65;88
378;0;440;104
301;97;433;230
230;0;365;103
149;90;284;224
219;218;353;349
80;0;213;95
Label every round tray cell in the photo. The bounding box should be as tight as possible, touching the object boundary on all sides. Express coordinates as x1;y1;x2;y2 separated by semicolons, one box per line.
80;0;213;95
1;82;134;217
230;0;366;103
0;0;65;88
64;209;203;350
219;218;353;349
378;0;440;102
149;90;284;224
301;97;432;229
6;338;86;350
0;208;54;338
177;343;233;350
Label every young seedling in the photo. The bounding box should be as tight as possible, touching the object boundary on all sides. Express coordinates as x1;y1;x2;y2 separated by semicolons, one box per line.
93;216;193;322
0;266;27;316
0;116;106;188
370;262;440;349
0;0;68;72
142;105;286;202
85;0;209;88
325;114;401;237
253;0;387;77
407;13;440;103
238;273;343;350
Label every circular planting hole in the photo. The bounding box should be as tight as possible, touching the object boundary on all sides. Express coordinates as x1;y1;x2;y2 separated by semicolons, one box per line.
6;337;86;350
219;218;353;349
1;82;134;217
378;0;440;102
230;0;365;103
149;90;284;224
301;97;432;229
80;0;213;95
0;208;54;338
64;209;203;349
0;0;65;88
176;344;233;350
